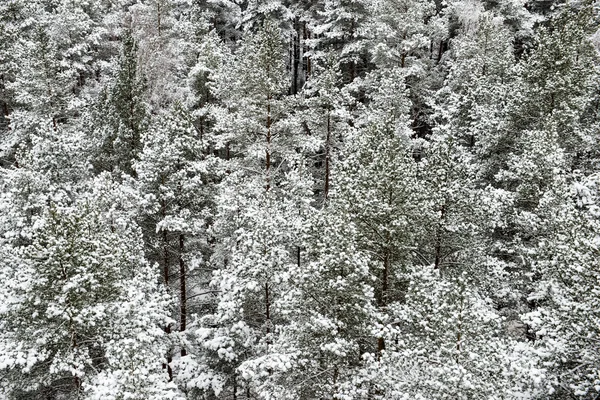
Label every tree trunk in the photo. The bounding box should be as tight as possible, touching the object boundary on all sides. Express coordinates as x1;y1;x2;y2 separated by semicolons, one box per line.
233;373;237;400
162;202;170;287
349;21;356;81
161;197;173;381
400;32;408;68
265;282;271;343
303;22;311;81
266;94;272;190
291;18;300;95
377;249;390;357
434;203;446;269
1;73;10;117
324;110;331;199
179;233;187;356
456;294;464;362
377;336;386;354
437;40;447;64
156;0;162;36
382;251;389;306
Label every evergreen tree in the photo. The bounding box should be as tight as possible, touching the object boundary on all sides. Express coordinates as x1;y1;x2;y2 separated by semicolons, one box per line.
315;0;371;82
95;30;148;177
0;186;177;399
136;107;219;383
189;19;316;398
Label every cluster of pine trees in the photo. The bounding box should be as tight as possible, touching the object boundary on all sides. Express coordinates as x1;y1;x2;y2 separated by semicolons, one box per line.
1;0;599;398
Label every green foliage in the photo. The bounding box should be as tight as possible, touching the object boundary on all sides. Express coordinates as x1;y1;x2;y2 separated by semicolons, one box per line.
95;30;149;177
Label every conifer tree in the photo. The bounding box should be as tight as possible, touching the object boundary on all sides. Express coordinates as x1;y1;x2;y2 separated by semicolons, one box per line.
95;30;148;177
0;186;178;400
0;0;28;137
300;57;348;200
316;0;371;82
136;106;219;382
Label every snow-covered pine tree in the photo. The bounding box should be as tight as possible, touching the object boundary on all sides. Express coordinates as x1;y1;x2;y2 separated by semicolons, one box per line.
94;29;148;177
0;182;179;400
188;19;311;398
136;106;220;382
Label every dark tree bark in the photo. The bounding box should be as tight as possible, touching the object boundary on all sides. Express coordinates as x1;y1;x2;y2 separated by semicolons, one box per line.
324;110;332;199
179;233;187;357
303;22;311;81
291;18;300;94
161;194;173;381
265;282;271;342
266;92;272;190
434;203;446;270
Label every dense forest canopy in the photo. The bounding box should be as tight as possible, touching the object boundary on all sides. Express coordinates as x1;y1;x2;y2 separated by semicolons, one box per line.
1;0;600;399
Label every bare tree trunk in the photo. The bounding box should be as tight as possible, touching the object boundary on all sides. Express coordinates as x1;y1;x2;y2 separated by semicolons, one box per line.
455;294;464;362
1;73;10;118
437;40;446;64
377;337;386;354
265;282;271;343
233;373;237;400
377;250;390;356
161;196;173;381
225;142;231;174
179;233;187;357
324;110;331;199
382;251;389;306
303;23;311;81
71;322;81;393
434;203;446;269
156;0;162;36
349;21;356;81
162;202;170;287
74;376;81;394
266;93;272;190
291;18;300;95
400;32;407;68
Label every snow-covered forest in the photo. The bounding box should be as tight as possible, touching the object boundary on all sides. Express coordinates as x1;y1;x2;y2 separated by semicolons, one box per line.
0;0;599;398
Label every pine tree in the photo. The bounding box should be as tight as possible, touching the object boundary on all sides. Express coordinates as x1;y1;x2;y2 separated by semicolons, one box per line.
0;184;178;399
365;0;437;70
339;67;426;321
254;207;375;399
506;6;600;398
1;0;599;398
136;106;219;383
300;56;348;201
190;19;318;398
315;0;371;82
95;30;148;177
0;0;28;137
